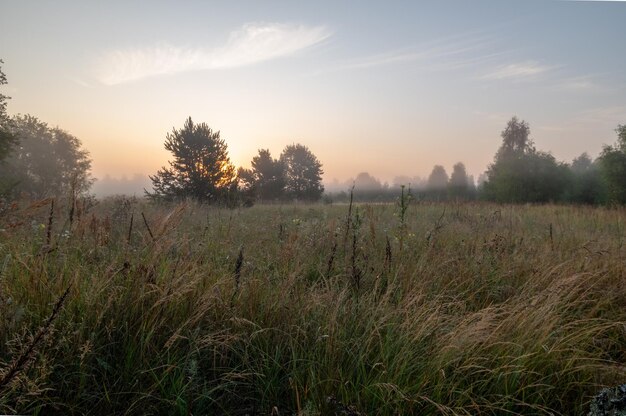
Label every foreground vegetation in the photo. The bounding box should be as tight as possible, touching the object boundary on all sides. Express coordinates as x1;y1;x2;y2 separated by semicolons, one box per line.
1;198;625;415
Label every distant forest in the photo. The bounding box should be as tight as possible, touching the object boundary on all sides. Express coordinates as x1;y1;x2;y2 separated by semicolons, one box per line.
329;117;626;206
1;59;626;206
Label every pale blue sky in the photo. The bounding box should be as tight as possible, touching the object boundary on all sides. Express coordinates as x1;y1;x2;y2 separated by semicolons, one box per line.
1;0;625;189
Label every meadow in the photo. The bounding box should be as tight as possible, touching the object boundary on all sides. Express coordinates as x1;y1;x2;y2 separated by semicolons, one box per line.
0;197;625;415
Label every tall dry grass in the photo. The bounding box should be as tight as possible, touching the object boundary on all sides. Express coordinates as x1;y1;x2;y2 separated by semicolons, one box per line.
0;197;624;414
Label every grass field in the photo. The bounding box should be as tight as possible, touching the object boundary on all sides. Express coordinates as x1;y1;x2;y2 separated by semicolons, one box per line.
0;197;625;415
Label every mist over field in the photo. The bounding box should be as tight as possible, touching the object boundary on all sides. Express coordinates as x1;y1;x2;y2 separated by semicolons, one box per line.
92;174;153;198
1;1;626;415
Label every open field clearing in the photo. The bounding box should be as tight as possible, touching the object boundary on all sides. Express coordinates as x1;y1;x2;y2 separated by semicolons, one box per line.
0;199;625;415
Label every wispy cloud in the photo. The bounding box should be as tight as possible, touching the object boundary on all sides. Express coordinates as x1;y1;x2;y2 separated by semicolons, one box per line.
557;75;600;91
341;49;424;70
337;34;498;72
95;23;331;85
577;106;626;124
481;61;554;81
553;74;625;94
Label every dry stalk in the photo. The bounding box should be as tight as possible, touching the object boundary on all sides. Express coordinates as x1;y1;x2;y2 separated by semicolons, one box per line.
45;199;54;247
326;233;338;278
0;285;71;392
234;246;244;290
141;212;155;241
230;246;244;306
343;184;355;249
127;212;134;244
385;235;392;272
351;231;361;292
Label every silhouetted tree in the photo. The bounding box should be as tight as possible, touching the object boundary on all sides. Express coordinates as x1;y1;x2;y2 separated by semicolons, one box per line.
280;143;323;201
425;165;449;200
484;152;570;203
147;117;237;203
616;124;626;152
0;60;7;119
498;116;534;157
448;162;469;198
483;117;570;203
567;152;603;204
0;115;93;197
571;152;593;175
427;165;449;190
353;172;383;191
349;172;389;201
0;59;17;163
598;125;626;204
476;173;488;189
237;166;256;194
240;149;285;201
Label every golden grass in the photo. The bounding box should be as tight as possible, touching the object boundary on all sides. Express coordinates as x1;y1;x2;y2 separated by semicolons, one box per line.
0;198;624;414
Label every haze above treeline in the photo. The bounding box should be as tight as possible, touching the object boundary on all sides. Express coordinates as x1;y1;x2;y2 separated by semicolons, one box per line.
90;166;470;198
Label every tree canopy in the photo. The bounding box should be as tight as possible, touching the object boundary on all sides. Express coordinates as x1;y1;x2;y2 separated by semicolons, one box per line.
280;144;324;201
353;172;384;192
0;59;17;163
448;162;470;198
147;117;237;203
482;116;571;203
564;153;602;204
0;114;93;197
616;124;626;152
427;165;449;190
238;149;285;202
597;125;626;204
0;59;8;120
497;116;534;157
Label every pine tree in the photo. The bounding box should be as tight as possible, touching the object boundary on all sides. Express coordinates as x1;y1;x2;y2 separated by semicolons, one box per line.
147;117;237;203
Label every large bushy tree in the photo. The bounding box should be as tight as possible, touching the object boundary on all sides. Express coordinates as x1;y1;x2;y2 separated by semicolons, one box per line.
280;143;324;201
0;59;17;163
597;125;626;204
567;152;604;204
147;117;237;203
483;116;570;203
353;172;383;192
349;172;389;202
424;165;449;200
0;115;93;197
448;162;471;199
427;165;449;190
616;124;626;152
0;60;7;119
497;116;533;156
238;149;285;201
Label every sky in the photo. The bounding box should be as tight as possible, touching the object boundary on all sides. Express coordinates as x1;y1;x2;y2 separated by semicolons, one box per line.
1;0;625;194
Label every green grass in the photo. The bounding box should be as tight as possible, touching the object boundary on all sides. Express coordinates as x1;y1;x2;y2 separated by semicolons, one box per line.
0;198;625;415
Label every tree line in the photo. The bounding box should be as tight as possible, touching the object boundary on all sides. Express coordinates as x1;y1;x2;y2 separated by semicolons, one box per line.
325;163;476;203
328;117;626;205
482;117;626;204
145;117;324;205
0;61;93;198
2;58;626;206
